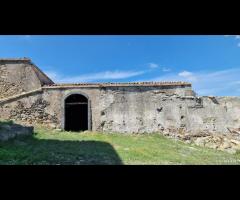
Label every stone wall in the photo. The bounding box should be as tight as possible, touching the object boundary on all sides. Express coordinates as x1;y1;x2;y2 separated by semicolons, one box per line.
0;92;59;129
2;58;240;154
96;88;240;134
40;85;193;132
0;84;239;135
0;84;191;131
9;98;58;126
0;64;23;99
1;58;239;137
186;96;240;133
0;59;53;99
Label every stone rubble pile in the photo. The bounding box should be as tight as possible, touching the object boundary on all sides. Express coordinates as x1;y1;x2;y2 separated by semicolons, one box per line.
162;128;240;154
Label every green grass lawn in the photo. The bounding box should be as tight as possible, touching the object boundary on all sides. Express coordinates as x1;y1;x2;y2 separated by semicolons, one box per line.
1;126;240;165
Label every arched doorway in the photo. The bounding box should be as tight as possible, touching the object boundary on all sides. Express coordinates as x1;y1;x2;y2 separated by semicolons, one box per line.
64;94;88;131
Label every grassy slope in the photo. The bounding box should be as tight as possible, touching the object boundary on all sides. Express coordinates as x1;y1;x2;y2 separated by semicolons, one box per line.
1;127;240;165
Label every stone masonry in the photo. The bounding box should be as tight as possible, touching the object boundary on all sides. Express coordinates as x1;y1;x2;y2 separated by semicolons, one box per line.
0;58;240;140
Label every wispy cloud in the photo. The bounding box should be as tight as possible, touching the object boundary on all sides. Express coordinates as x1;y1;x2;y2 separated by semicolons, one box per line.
178;70;197;81
224;35;240;39
45;71;59;81
148;63;159;69
45;70;146;83
139;68;240;96
162;67;171;72
45;65;240;96
19;35;32;40
224;35;240;47
148;62;171;72
45;62;173;84
235;35;240;47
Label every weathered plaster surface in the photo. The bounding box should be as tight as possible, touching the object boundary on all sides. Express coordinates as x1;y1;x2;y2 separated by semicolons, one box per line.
1;85;240;134
0;58;240;135
0;59;53;99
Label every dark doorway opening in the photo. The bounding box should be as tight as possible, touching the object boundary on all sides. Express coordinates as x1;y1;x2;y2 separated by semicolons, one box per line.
65;94;88;131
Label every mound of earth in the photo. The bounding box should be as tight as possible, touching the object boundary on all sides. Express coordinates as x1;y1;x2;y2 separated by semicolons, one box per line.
0;121;33;141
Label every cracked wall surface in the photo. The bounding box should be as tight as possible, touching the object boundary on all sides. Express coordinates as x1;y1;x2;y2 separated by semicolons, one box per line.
95;90;240;134
0;85;240;134
0;59;240;134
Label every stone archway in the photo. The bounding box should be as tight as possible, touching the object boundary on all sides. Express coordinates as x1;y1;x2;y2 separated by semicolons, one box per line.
64;93;89;131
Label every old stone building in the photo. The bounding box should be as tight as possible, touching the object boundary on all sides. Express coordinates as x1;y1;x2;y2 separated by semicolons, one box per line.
0;58;240;134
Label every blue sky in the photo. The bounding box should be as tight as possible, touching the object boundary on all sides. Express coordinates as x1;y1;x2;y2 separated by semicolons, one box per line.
0;35;240;96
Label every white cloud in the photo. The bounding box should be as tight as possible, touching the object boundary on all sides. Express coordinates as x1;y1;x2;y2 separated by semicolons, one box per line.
178;70;197;81
45;70;146;83
178;71;192;77
44;71;59;81
148;63;159;69
139;68;240;96
18;35;32;41
161;67;171;72
224;35;240;39
224;35;240;47
148;63;171;72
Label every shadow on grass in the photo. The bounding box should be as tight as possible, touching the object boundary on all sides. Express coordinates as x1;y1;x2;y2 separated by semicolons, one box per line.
0;120;13;125
0;120;14;129
0;130;123;165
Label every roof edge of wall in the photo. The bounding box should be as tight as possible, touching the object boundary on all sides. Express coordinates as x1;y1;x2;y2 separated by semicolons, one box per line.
43;81;192;88
29;61;55;85
0;58;31;62
0;57;54;85
0;58;192;87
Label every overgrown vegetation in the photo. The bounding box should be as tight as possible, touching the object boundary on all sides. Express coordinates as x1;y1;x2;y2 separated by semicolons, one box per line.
1;126;240;165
